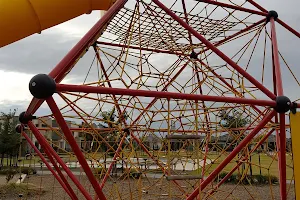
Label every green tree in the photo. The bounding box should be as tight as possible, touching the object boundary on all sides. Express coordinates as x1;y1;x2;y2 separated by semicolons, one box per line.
0;110;21;168
219;109;249;133
100;106;128;173
219;109;252;177
100;106;128;153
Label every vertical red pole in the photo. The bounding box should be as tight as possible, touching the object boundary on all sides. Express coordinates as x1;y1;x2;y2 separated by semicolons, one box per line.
22;131;77;200
270;17;287;200
28;122;93;200
46;97;107;200
187;110;276;200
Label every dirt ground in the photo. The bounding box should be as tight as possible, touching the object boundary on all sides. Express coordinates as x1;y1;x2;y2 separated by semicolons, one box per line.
0;174;295;200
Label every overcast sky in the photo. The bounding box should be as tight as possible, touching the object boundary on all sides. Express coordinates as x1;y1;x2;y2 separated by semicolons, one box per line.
0;0;300;117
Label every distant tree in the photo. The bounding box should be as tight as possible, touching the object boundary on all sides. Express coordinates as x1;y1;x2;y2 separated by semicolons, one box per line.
99;106;128;173
219;109;250;134
100;106;128;153
0;110;21;168
219;109;253;176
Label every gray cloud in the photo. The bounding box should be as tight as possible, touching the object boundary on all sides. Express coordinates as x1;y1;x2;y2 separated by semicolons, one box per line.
0;33;78;75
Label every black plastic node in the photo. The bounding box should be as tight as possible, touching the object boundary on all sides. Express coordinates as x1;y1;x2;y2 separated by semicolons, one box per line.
29;74;56;99
19;112;28;124
19;111;36;124
275;96;291;113
267;10;278;22
15;124;23;133
124;128;130;135
190;51;198;59
291;102;298;114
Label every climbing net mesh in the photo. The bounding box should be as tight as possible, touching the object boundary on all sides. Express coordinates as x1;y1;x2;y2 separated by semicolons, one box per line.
18;0;300;199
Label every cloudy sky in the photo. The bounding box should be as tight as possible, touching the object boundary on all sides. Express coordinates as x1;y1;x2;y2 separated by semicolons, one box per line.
0;0;300;116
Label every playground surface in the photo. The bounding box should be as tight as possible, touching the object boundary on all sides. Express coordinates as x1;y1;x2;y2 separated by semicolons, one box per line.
17;175;294;200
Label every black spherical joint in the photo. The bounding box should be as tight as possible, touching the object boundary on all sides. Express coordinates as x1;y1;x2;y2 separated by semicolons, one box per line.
15;124;23;133
275;96;291;113
190;51;198;59
19;111;36;124
19;112;27;124
267;10;278;22
29;74;56;99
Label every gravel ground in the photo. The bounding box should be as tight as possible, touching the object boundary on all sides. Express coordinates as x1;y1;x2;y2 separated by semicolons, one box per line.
0;174;295;200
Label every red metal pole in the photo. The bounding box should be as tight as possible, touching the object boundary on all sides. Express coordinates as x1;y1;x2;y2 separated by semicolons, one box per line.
246;0;268;13
56;84;276;107
33;125;290;133
152;0;276;100
270;19;284;95
46;97;107;200
211;128;275;194
88;54;189;194
270;17;287;200
28;122;93;200
22;131;77;200
196;0;268;16
187;110;276;200
196;58;278;127
197;19;266;56
25;0;128;117
279;113;287;199
277;19;300;39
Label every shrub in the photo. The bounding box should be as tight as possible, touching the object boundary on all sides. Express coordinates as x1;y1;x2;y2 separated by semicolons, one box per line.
0;168;18;175
218;172;233;183
130;172;142;179
6;169;17;183
20;167;36;175
269;175;279;184
253;174;268;184
216;172;279;185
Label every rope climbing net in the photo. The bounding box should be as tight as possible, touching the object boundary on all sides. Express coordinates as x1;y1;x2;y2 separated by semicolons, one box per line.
16;0;300;199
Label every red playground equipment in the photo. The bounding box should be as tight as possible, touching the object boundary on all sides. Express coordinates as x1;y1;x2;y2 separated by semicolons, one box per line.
9;0;300;199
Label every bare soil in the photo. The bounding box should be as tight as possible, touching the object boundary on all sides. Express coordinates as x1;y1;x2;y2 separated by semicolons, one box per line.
0;174;294;200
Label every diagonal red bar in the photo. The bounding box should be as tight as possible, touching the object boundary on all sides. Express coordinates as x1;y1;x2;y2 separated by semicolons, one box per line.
28;121;92;200
186;110;276;199
208;128;275;197
277;19;300;39
152;0;276;100
22;131;77;200
197;19;266;56
246;0;268;12
196;0;268;16
46;97;107;200
25;0;128;117
247;0;300;39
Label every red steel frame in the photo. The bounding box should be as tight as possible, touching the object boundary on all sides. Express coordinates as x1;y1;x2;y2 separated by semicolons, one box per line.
22;130;77;200
20;0;300;199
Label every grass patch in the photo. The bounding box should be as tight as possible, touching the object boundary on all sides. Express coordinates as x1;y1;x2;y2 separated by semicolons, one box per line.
0;183;46;198
191;153;293;180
